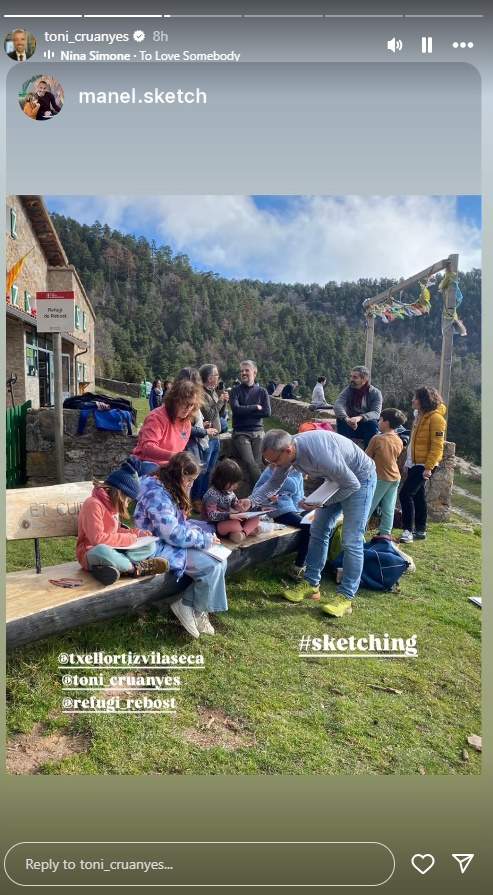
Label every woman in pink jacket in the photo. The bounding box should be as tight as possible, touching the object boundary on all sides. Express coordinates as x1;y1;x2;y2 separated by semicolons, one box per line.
77;461;169;586
132;378;202;466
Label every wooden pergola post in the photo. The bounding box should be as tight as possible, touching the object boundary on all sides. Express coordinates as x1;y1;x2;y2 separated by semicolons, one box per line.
53;332;65;484
363;254;459;396
438;253;459;409
364;315;375;374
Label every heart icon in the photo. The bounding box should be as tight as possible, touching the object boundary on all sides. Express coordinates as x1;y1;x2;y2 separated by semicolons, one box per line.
411;854;436;875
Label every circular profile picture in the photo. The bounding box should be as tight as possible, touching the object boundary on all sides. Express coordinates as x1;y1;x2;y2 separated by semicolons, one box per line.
19;74;64;122
4;28;36;62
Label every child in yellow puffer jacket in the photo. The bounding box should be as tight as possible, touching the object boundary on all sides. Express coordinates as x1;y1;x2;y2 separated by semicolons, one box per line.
399;387;446;543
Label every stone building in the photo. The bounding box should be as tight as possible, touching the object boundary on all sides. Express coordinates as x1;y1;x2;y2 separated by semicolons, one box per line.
6;195;96;409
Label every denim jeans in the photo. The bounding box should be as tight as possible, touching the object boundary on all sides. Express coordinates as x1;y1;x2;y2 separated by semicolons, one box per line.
304;472;377;599
336;417;379;448
86;542;156;573
181;548;228;613
368;479;400;536
192;436;221;501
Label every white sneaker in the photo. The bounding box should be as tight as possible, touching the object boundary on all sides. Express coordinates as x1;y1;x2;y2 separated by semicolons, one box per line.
194;611;215;635
171;599;200;638
399;530;414;544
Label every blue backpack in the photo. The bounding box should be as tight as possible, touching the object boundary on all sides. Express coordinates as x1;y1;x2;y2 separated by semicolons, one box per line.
333;536;411;592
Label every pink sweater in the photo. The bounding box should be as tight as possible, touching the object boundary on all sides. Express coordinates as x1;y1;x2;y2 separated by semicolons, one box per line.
77;487;145;570
132;406;191;465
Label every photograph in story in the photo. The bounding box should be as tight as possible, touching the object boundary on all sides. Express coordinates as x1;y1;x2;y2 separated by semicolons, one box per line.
5;194;481;777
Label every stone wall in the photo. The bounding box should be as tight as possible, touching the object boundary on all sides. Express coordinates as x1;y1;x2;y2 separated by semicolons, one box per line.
6;196;50;304
6;196;95;404
47;266;96;391
25;411;245;489
26;408;138;486
270;396;334;431
95;377;141;398
6;316;40;410
24;406;455;522
426;440;456;522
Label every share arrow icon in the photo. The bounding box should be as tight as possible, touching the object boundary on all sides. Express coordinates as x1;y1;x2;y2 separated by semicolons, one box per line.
452;854;475;874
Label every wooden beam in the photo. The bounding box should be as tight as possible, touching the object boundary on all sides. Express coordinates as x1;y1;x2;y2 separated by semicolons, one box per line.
362;258;449;309
7;565;190;650
53;332;65;484
364;315;375;376
439;253;459;408
7;528;302;649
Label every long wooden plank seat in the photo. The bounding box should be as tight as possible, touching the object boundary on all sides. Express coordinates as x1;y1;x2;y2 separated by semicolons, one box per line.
6;483;301;649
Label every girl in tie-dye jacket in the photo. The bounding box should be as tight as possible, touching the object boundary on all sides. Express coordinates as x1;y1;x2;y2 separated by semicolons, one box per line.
134;452;228;638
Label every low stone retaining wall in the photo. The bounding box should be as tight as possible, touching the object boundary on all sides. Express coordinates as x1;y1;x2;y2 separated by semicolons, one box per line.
25;411;243;489
95;377;141;398
269;396;334;430
24;405;455;521
26;409;138;486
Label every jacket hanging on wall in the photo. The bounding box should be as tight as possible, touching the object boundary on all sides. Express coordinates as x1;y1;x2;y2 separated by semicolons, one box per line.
76;406;133;436
63;392;137;426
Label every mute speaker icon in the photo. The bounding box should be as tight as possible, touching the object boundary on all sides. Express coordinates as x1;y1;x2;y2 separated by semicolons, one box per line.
387;37;403;53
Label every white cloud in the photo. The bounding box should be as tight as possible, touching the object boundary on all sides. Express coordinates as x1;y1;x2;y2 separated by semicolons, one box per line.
47;195;481;283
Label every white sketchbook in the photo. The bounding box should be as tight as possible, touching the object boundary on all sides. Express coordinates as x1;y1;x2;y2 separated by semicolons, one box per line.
206;543;232;562
229;511;266;520
304;480;339;506
115;535;158;550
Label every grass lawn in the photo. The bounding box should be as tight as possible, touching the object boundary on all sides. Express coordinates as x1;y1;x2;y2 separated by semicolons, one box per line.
6;522;481;775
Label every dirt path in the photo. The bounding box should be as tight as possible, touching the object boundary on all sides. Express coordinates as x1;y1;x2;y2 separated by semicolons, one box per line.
452;485;482;505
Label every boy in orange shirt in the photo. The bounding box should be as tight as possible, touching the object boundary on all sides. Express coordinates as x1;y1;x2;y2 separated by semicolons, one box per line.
366;408;407;536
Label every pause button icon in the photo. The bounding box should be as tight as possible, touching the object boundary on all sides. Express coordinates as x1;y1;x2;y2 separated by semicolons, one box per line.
421;36;433;53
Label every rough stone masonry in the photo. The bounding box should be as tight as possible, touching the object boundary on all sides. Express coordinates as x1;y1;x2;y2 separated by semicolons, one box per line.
24;402;455;521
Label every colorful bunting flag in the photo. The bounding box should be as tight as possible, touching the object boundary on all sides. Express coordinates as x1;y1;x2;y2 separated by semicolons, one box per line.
366;282;432;324
366;275;466;336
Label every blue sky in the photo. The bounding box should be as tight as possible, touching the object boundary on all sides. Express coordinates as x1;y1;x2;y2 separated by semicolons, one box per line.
46;195;481;284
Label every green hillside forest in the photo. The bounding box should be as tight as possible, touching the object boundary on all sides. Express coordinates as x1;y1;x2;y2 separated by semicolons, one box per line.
51;213;481;463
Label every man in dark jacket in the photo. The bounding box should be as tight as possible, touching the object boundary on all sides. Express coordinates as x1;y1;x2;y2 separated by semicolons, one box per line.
8;29;28;61
281;380;300;400
334;365;382;448
230;360;271;487
34;80;61;120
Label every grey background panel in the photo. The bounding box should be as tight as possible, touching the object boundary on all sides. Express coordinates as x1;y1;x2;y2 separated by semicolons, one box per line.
6;63;480;194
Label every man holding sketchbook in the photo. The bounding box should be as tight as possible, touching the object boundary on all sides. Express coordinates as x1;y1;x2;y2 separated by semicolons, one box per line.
257;428;377;617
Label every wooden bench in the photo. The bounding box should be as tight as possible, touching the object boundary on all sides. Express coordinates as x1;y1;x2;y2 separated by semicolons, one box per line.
6;482;301;650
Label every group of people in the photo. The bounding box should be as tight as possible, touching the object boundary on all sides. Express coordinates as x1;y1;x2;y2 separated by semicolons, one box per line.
76;359;447;634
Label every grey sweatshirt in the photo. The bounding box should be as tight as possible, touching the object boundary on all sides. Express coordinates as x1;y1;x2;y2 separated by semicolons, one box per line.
333;384;382;422
253;429;376;507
